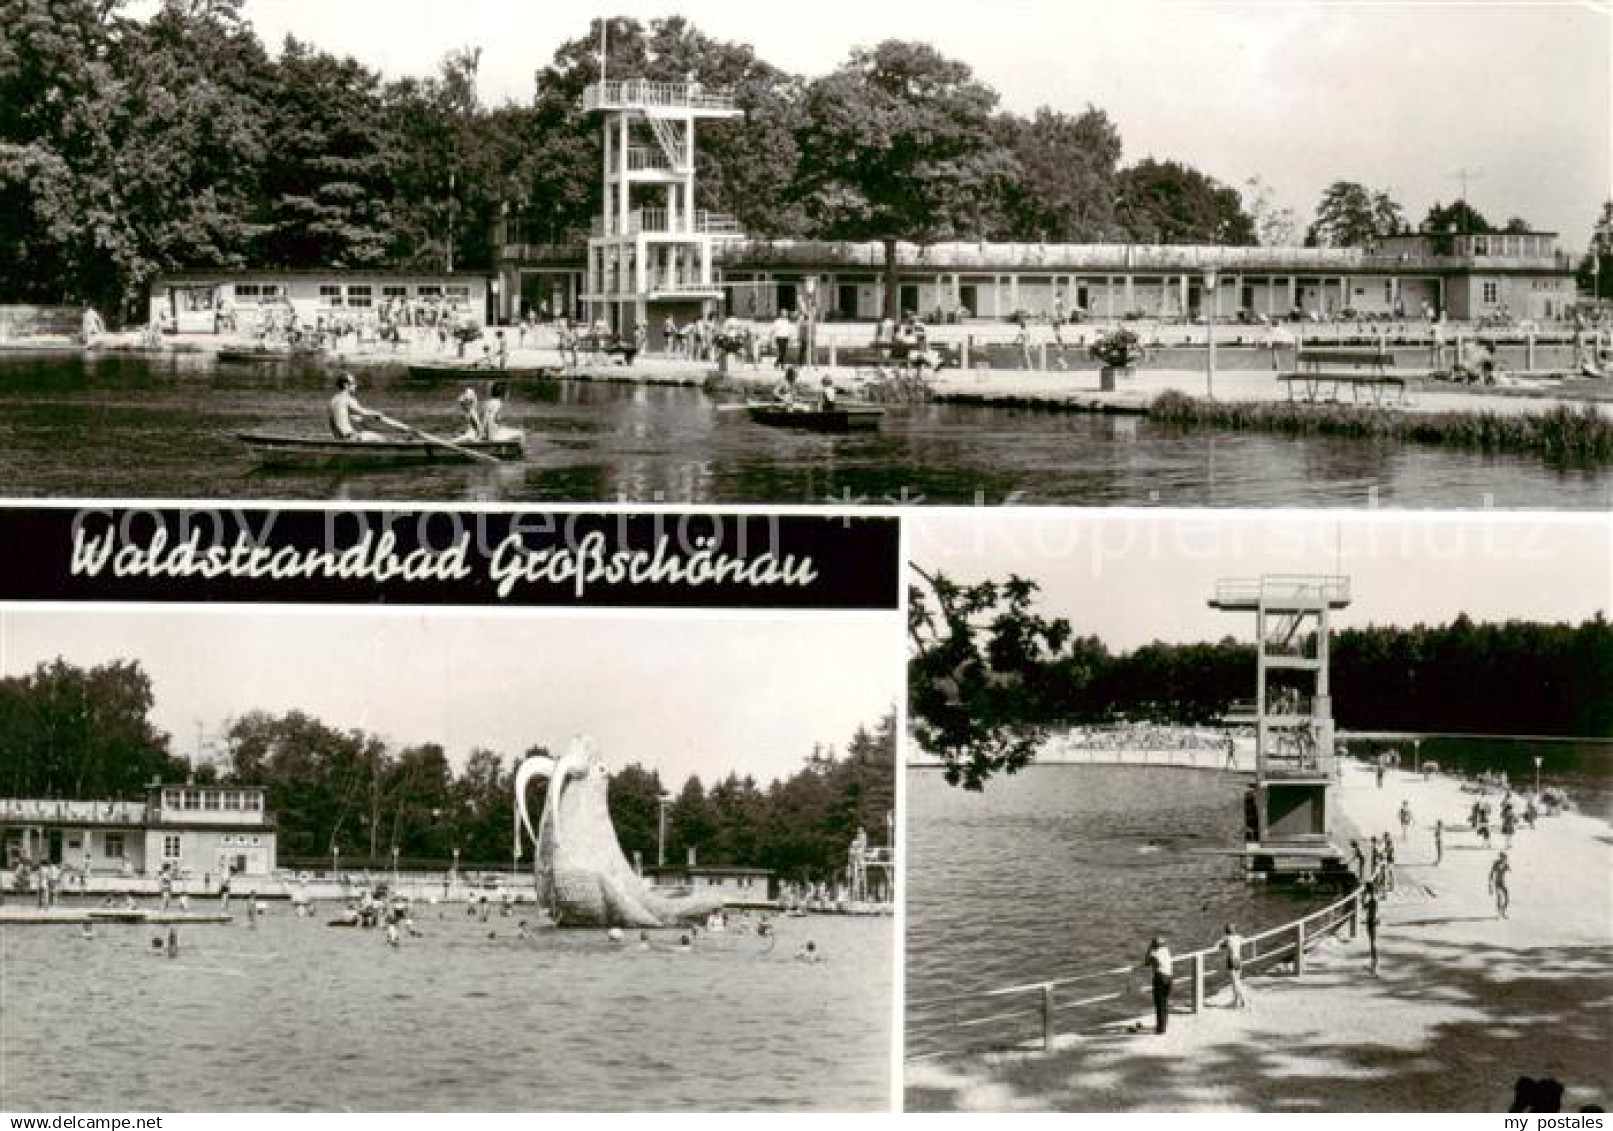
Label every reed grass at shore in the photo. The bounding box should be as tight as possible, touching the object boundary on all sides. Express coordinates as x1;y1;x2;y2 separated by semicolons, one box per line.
1148;391;1613;464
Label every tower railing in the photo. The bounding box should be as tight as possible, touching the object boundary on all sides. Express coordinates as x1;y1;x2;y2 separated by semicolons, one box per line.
591;208;743;238
1212;575;1351;607
625;146;678;172
582;79;738;113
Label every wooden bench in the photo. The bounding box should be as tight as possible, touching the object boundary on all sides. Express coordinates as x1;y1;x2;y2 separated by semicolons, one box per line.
1284;345;1404;405
836;340;960;370
1278;371;1407;407
1295;347;1393;374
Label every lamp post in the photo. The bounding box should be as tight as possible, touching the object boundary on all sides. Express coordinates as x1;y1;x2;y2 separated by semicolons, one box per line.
391;844;399;889
452;846;460;881
1203;267;1219;399
332;844;340;883
657;792;673;868
1533;755;1543;797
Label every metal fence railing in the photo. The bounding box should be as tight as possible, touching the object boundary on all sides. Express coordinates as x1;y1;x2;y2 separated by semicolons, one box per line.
906;888;1362;1061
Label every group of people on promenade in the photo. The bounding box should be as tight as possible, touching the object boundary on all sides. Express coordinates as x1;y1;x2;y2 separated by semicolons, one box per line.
1136;758;1553;1040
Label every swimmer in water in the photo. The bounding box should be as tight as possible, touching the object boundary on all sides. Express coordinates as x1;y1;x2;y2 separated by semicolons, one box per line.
638;930;652;951
166;927;179;959
607;927;625;944
80;923;95;940
795;940;822;964
385;922;400;947
678;934;692;951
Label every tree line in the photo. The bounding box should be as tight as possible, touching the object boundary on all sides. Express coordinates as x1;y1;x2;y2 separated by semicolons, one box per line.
14;0;1564;328
910;572;1612;789
0;655;895;882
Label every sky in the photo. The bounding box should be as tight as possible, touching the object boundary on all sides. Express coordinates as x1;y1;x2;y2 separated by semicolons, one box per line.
0;608;897;786
911;510;1611;650
139;0;1613;249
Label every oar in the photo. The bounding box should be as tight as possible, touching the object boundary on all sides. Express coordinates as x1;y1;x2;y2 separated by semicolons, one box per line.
376;415;503;464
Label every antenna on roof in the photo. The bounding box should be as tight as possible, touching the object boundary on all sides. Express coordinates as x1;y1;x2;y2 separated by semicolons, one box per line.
1450;167;1484;233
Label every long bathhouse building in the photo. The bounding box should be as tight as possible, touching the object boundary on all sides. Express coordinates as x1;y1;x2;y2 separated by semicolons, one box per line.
501;229;1579;343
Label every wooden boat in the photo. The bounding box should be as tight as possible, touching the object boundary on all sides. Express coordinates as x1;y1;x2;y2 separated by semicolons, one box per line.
238;432;524;470
406;363;560;382
217;347;323;364
746;401;884;432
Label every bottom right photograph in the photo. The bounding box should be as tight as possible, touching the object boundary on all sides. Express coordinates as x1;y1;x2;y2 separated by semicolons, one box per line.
902;511;1611;1113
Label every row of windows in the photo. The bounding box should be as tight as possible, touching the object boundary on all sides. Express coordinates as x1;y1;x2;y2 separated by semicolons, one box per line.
233;284;285;303
315;283;473;308
162;789;262;812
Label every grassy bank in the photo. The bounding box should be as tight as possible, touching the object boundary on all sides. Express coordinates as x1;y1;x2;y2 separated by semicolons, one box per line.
1148;390;1613;464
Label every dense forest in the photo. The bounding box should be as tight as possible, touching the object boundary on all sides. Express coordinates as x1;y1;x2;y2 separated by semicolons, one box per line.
909;572;1613;789
0;656;895;881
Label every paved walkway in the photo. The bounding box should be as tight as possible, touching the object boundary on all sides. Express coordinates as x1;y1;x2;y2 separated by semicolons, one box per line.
907;759;1612;1112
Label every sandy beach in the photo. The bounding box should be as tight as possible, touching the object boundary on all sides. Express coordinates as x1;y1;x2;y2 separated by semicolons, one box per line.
906;757;1613;1112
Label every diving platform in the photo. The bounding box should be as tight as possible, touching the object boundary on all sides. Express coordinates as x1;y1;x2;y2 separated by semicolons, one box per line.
1209;574;1351;612
581;80;741;117
1214;573;1352;873
581;75;746;342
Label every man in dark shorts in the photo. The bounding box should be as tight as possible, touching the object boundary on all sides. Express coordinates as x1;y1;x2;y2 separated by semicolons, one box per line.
1489;851;1511;919
1142;936;1173;1034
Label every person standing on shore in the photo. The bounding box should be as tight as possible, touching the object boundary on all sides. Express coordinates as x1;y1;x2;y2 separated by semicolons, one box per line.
1142;936;1174;1034
771;311;793;370
1351;839;1367;878
1489;851;1512;919
1219;924;1250;1008
1433;819;1444;866
1362;884;1380;974
1399;800;1413;841
1381;834;1396;893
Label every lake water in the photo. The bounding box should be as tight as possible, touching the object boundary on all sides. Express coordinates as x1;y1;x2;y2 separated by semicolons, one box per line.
1;354;1608;507
905;765;1332;1016
0;905;891;1111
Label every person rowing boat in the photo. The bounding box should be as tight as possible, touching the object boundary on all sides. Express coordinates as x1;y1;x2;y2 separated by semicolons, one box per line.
329;373;394;442
323;373;502;463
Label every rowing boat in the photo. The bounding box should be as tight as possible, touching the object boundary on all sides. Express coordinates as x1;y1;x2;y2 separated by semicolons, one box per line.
238;432;524;470
405;363;560;381
217;347;323;364
746;401;884;432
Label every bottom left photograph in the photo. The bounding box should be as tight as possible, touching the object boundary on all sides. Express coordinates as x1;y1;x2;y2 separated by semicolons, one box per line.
0;607;897;1112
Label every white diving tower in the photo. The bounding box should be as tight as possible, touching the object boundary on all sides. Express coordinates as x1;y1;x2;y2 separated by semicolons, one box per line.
1210;574;1352;876
580;79;744;344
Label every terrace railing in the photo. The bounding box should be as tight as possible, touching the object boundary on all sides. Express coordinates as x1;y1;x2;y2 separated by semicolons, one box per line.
713;239;1561;274
0;799;148;826
906;888;1362;1061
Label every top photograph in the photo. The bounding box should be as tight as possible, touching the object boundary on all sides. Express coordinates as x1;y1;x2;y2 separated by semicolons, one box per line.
1;0;1608;508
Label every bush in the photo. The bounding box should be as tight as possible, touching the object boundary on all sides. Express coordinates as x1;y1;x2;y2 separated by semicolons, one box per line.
1089;327;1146;369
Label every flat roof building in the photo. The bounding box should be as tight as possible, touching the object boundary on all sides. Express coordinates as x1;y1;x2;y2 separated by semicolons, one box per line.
497;229;1581;336
2;782;277;880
